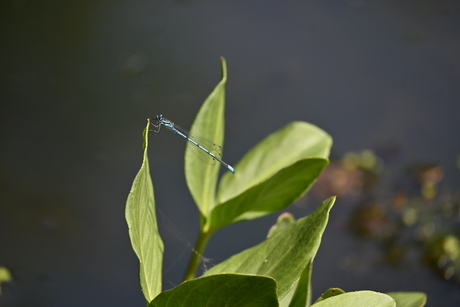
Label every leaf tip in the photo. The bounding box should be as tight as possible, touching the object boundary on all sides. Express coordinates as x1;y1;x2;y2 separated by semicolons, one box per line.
219;57;227;80
142;119;151;151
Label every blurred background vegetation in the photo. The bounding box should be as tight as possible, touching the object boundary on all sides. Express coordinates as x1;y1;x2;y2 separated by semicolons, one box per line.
1;1;459;306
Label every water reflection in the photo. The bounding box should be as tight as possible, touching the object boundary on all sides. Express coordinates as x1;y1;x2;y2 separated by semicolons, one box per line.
314;149;460;285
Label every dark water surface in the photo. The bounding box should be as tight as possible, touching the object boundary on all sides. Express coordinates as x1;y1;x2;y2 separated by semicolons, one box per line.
1;1;460;306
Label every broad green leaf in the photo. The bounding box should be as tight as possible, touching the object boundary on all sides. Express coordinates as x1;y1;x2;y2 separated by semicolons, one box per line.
205;197;336;299
0;266;12;294
270;218;311;307
287;259;313;307
207;158;328;232
218;121;332;204
185;57;228;220
313;288;346;304
311;291;395;307
126;120;164;302
386;292;427;307
149;273;279;307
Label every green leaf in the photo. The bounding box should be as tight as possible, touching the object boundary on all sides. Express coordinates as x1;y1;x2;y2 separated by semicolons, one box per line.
313;288;346;304
149;273;279;307
185;57;228;220
0;266;12;294
386;292;427;307
208;158;328;232
218;121;332;204
126;119;164;302
204;197;336;299
287;259;313;307
311;291;395;307
279;286;296;307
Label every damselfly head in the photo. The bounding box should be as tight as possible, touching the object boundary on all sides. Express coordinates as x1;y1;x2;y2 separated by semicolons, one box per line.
156;114;163;121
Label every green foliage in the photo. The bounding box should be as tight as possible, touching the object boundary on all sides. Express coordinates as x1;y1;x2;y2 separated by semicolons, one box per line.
125;59;427;306
125;120;164;302
212;120;331;233
313;288;346;304
386;292;427;307
205;197;335;299
217;121;331;204
267;212;295;239
182;58;332;235
149;274;278;307
208;158;328;232
185;58;227;220
311;291;395;307
286;259;313;307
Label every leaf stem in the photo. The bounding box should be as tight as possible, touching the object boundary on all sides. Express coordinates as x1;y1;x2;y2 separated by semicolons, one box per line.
183;229;212;281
